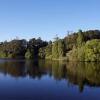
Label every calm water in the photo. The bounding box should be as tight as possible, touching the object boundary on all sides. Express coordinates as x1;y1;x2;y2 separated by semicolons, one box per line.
0;59;100;100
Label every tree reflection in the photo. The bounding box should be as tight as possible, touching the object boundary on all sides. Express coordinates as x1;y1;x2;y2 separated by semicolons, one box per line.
0;61;26;77
66;62;100;92
0;60;100;92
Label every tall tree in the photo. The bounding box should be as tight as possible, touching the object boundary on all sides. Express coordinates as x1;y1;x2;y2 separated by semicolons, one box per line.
58;39;65;57
52;41;59;59
77;30;84;47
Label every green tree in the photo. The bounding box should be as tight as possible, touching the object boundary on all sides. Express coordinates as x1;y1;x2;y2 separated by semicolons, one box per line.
58;39;65;57
52;41;59;59
28;38;48;58
25;49;34;59
67;39;100;62
38;47;45;59
45;44;52;59
77;30;84;47
77;46;85;61
85;39;100;61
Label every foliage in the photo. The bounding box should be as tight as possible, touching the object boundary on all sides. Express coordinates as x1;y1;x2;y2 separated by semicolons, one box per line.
0;30;99;61
51;39;65;59
38;47;46;59
45;43;52;59
64;30;100;52
52;41;59;59
67;39;100;62
0;37;48;59
64;33;78;51
27;37;48;59
77;30;85;47
0;39;27;58
66;47;78;61
0;51;7;58
84;39;100;61
25;49;34;59
58;39;65;57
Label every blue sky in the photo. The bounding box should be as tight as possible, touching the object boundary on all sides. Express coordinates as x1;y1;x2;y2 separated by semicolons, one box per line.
0;0;100;41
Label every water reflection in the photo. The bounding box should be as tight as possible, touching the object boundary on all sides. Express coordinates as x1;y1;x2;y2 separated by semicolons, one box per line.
0;59;100;93
66;62;100;92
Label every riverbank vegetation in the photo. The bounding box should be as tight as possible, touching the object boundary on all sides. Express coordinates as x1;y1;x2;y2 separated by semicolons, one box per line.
0;30;100;61
39;30;100;61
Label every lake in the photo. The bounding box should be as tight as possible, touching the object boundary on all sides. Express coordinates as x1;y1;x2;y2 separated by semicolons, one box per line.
0;59;99;100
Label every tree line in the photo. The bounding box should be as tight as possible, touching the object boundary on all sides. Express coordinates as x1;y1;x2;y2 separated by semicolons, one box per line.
0;37;48;59
0;30;100;61
39;30;100;61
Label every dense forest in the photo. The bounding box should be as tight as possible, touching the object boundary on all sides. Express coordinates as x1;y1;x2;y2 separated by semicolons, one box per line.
0;30;100;61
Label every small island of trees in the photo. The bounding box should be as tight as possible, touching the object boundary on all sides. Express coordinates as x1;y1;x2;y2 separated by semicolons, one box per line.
0;29;100;62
